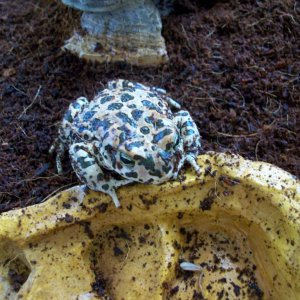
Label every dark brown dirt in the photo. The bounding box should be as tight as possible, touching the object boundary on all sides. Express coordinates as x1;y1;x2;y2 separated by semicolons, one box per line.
0;0;299;213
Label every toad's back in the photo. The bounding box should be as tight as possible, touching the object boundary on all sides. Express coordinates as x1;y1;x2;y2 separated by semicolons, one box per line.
71;82;176;144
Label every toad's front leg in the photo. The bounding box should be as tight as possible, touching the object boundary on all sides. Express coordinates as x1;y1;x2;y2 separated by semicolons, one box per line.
174;110;202;174
69;142;133;207
50;97;89;174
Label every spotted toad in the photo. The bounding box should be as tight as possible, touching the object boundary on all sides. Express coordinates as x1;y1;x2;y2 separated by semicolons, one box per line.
50;79;201;207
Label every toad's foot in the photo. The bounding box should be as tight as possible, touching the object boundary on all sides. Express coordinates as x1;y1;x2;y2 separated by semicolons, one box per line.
70;143;133;207
186;155;201;175
49;137;65;174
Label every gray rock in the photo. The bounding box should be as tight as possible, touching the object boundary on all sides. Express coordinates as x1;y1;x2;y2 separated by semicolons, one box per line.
62;0;139;12
62;0;169;65
62;0;174;15
80;1;161;38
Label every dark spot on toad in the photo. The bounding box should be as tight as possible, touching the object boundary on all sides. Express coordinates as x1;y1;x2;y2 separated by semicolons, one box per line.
100;95;114;104
102;184;109;191
107;103;123;110
121;93;134;102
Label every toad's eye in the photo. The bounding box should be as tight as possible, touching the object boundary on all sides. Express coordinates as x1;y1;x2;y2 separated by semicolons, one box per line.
120;152;135;168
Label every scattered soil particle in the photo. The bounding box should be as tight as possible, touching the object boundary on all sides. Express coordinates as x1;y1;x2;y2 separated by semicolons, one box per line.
200;189;216;210
79;221;94;239
63;213;73;223
7;258;31;292
113;246;124;256
62;202;71;209
170;285;180;296
138;236;147;244
177;211;184;219
0;0;299;212
96;202;108;213
219;175;241;186
139;195;158;209
248;281;264;299
193;290;204;299
231;281;241;296
162;281;169;290
200;196;215;210
91;273;111;299
8;268;28;292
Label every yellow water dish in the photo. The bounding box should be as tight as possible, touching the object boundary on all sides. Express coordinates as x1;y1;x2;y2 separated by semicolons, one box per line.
0;153;299;299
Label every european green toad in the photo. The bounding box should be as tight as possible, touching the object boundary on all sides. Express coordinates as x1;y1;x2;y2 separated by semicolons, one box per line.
50;79;201;207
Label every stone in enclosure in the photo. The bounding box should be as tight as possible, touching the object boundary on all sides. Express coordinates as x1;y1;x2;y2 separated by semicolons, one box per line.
61;0;170;65
62;0;174;15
